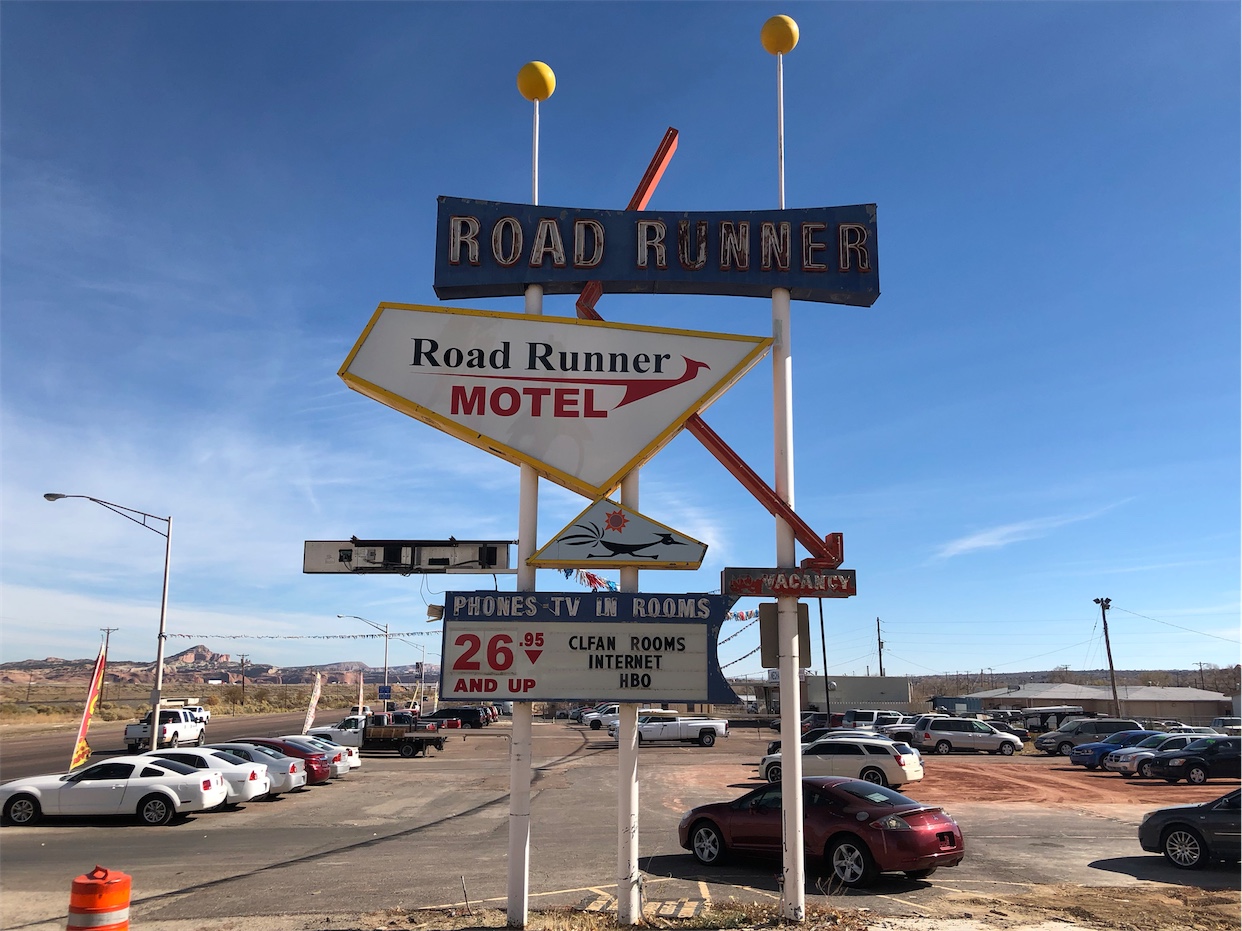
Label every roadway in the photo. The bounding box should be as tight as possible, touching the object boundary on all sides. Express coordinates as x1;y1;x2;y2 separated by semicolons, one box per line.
1;717;1237;930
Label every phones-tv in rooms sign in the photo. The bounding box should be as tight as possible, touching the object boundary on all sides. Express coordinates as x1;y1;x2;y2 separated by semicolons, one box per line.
439;591;740;703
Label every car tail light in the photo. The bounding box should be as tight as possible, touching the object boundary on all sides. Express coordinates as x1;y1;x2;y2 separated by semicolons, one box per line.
333;753;341;763
870;814;913;831
249;770;258;781
894;753;906;765
202;779;213;791
289;764;297;773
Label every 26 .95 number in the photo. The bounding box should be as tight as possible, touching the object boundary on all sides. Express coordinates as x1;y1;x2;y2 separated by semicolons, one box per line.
452;634;514;671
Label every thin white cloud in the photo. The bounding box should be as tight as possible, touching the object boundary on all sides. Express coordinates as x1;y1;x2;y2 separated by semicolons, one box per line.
935;512;1095;559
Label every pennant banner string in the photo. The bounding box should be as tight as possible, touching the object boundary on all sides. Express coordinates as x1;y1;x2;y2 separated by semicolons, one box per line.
168;631;437;640
720;644;761;667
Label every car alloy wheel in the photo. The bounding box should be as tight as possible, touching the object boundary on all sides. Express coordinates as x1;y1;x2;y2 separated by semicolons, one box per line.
766;763;782;783
934;741;952;755
138;794;175;826
1138;760;1155;778
1162;827;1207;868
3;794;40;826
699;731;716;747
1057;742;1073;756
690;822;725;865
999;743;1015;756
1187;766;1208;785
829;837;878;888
860;767;888;786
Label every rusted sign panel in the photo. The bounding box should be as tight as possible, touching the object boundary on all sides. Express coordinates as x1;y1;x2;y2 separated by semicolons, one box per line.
721;567;857;598
434;197;879;306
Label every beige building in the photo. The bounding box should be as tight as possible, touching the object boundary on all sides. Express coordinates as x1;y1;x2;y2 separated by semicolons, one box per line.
970;682;1231;726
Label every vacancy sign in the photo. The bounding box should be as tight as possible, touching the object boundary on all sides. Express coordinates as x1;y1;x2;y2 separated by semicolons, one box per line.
530;497;707;569
339;303;772;498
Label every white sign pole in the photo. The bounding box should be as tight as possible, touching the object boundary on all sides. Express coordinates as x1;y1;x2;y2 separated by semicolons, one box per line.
763;16;805;921
617;471;641;924
509;60;555;930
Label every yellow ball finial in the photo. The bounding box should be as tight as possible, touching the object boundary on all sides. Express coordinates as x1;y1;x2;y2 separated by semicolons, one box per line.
517;61;556;102
761;15;799;55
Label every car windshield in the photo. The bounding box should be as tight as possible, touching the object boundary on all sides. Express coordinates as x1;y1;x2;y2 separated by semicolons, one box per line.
1183;737;1220;752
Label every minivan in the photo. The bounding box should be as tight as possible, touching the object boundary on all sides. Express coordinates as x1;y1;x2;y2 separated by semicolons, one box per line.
911;717;1024;755
1033;718;1141;756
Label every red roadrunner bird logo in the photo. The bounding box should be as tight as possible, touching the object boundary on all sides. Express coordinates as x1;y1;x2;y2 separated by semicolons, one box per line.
559;510;686;560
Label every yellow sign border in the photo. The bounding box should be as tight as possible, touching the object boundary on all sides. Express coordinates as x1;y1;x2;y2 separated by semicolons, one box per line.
339;302;773;499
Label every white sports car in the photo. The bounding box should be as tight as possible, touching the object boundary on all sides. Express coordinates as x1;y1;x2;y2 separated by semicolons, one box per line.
0;756;227;826
140;749;270;804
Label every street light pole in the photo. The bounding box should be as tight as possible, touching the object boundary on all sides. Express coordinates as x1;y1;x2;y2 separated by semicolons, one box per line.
337;615;390;694
45;493;171;748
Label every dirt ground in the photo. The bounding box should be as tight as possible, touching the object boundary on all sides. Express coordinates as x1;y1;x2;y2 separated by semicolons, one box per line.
339;882;1242;931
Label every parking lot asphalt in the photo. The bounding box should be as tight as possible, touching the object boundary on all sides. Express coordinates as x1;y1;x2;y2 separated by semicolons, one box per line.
1;716;1238;930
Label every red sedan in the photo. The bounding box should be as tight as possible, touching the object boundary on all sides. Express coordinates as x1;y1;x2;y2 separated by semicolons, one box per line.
234;737;331;785
677;776;964;888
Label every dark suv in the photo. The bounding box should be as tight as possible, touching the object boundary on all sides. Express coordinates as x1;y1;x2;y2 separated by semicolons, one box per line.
1148;736;1241;785
427;706;488;729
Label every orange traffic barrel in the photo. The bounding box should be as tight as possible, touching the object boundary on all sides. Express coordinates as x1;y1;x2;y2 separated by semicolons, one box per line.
67;865;130;931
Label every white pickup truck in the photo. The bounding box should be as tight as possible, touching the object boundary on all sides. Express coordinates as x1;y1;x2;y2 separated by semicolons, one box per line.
608;713;730;747
124;709;207;751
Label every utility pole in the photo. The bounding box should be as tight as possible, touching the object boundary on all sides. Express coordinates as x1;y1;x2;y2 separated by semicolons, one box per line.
1194;662;1208;690
876;618;884;676
100;627;118;702
1094;598;1121;717
238;654;248;707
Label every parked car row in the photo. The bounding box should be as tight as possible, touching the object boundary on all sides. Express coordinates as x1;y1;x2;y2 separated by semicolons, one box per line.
0;731;360;827
1035;715;1242;786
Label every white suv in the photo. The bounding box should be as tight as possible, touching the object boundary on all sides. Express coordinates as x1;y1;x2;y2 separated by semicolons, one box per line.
912;717;1023;755
760;736;924;789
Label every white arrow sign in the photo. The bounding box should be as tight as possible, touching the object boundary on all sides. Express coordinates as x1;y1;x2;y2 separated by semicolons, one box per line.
530;498;707;569
339;303;772;497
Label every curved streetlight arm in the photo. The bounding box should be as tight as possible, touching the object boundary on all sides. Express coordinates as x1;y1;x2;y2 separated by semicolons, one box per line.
336;613;385;634
337;614;390;688
44;494;170;537
44;492;172;748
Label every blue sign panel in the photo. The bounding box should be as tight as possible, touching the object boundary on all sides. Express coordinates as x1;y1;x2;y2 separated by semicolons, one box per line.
377;685;392;699
440;591;740;704
434;197;879;307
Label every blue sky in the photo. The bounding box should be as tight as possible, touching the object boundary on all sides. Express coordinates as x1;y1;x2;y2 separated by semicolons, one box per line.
2;2;1238;685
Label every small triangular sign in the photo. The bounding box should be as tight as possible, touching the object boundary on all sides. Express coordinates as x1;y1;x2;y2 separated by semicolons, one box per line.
529;498;707;569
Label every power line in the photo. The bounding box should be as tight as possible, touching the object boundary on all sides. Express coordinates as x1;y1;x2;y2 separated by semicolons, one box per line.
1111;606;1240;644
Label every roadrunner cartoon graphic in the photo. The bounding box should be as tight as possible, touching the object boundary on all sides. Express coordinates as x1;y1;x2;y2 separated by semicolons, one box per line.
559;510;686;560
